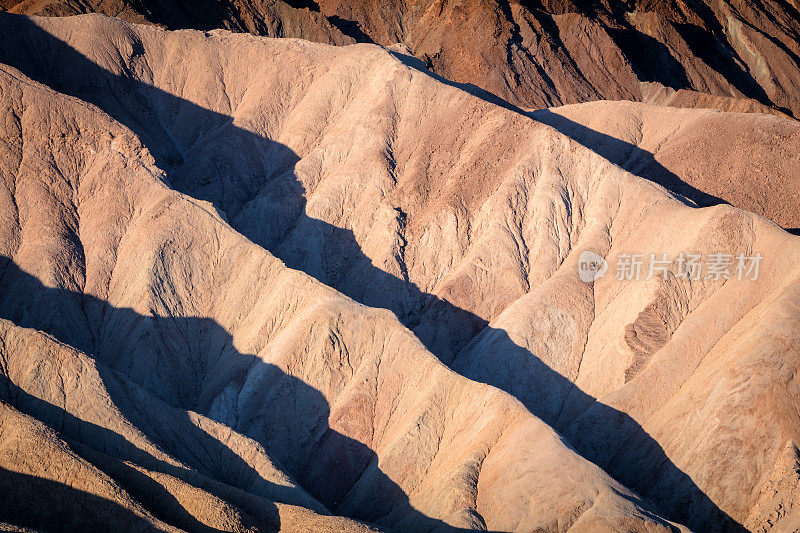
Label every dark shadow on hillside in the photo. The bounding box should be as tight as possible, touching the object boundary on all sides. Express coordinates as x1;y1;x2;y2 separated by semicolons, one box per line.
388;49;528;110
608;26;693;90
284;0;321;12
283;0;375;43
102;0;376;44
0;377;278;532
450;324;746;533
125;0;229;30
676;0;795;117
390;49;728;210
530;0;795;118
0;13;744;530
0;466;184;532
0;260;470;532
326;14;374;43
543;1;689;89
530;109;729;208
72;0;265;33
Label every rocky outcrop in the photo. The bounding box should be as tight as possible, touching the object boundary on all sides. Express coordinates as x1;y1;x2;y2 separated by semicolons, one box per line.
4;0;800;117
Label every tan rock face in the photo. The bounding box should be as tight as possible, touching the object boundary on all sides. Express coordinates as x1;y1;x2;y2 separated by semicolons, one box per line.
0;11;798;533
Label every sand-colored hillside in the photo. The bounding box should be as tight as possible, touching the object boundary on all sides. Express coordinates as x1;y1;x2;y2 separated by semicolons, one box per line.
0;12;799;532
0;16;687;529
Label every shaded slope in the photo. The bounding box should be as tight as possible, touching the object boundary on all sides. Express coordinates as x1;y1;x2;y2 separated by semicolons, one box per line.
0;319;380;533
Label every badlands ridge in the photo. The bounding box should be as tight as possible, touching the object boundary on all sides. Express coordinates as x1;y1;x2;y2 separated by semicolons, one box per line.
0;8;799;533
4;0;800;118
